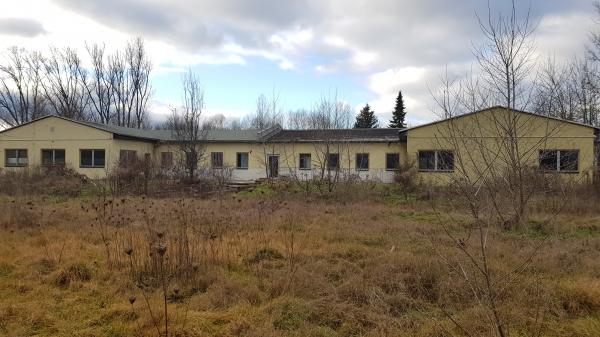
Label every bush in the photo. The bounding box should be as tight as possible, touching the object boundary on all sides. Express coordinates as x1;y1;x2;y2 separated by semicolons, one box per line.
53;262;92;287
248;248;284;264
0;166;86;197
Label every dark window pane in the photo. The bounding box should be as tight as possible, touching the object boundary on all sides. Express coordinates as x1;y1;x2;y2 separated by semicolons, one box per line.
94;150;105;167
80;150;93;167
5;149;27;167
539;150;557;171
386;153;400;170
418;151;435;170
437;151;454;171
54;150;65;165
560;150;578;172
119;150;137;166
211;152;223;168
356;153;369;170
299;153;311;169
185;151;197;169
327;153;339;170
42;150;53;166
236;152;248;169
161;152;173;167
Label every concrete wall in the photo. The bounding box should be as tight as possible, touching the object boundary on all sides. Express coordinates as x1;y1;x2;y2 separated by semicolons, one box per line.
3;109;595;184
155;142;405;182
0;117;156;179
406;107;597;184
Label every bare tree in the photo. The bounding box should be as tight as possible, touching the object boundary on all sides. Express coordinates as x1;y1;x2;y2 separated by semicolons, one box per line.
428;2;562;336
243;89;284;129
286;108;311;129
279;93;355;193
109;38;152;128
127;38;152;128
41;47;89;120
533;58;600;125
0;47;47;126
168;69;206;181
84;43;114;124
473;1;536;110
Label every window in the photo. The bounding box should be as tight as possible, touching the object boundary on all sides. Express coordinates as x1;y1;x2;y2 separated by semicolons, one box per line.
539;150;579;173
41;149;65;167
327;153;339;170
5;149;28;167
356;153;369;171
161;152;173;167
299;153;311;170
386;153;400;170
437;151;454;171
418;151;435;171
236;152;249;169
185;151;198;168
119;150;137;165
418;150;454;172
211;152;224;168
80;149;105;168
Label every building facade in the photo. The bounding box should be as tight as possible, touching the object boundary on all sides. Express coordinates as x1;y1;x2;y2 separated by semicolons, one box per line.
0;106;597;184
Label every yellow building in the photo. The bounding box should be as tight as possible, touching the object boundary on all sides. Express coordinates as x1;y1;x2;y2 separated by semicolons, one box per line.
0;106;597;183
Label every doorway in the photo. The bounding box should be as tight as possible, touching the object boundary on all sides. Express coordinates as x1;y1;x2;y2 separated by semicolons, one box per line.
268;155;279;178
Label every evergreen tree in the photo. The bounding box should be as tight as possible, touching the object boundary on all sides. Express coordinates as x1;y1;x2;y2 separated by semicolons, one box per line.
389;90;406;128
354;104;379;128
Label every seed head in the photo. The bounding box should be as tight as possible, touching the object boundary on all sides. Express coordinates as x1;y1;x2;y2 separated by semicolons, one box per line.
156;244;167;257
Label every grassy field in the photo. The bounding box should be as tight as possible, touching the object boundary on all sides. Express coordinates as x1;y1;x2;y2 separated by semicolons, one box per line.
0;182;599;337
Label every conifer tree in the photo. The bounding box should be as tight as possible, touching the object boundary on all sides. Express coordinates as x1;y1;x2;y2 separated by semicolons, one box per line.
389;91;406;128
354;104;379;128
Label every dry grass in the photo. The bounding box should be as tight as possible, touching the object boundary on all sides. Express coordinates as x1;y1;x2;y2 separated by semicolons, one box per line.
0;183;599;336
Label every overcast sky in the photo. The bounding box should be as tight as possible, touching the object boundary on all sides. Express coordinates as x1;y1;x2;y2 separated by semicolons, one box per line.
0;0;596;126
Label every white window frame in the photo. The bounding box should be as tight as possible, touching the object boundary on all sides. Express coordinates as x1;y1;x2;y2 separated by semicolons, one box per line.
299;153;311;170
385;153;400;171
236;152;249;169
355;153;369;171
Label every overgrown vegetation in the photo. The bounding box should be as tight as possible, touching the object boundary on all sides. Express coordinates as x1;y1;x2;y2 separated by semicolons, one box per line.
0;172;599;337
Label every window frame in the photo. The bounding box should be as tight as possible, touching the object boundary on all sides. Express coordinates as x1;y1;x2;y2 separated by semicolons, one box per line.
236;152;249;169
355;153;369;171
385;153;401;171
80;149;105;168
160;152;173;168
211;152;224;169
299;153;311;170
539;149;579;173
41;149;66;167
119;150;137;166
327;153;340;171
4;149;28;167
418;150;454;172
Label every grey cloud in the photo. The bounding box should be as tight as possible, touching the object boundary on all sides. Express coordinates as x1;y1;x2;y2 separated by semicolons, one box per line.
54;0;319;51
51;0;598;121
0;18;46;37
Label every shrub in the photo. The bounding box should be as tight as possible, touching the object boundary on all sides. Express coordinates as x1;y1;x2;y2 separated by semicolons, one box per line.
53;262;92;287
0;166;85;197
248;248;284;264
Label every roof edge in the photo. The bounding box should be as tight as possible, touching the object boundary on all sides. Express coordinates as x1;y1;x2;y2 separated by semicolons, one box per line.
400;106;600;134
